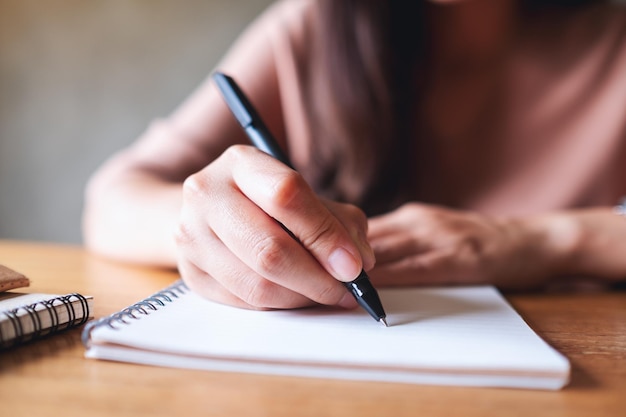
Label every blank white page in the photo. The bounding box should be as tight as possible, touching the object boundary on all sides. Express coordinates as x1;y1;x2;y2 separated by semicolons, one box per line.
85;284;570;389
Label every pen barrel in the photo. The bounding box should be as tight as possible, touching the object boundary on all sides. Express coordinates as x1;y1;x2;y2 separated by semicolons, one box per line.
343;271;386;322
244;125;293;169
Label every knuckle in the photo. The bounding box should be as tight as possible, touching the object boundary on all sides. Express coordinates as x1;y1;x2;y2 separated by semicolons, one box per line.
183;146;246;200
252;234;289;276
458;236;489;269
174;221;195;246
222;144;250;163
299;214;337;251
457;236;486;258
269;170;307;209
181;172;209;200
399;202;429;218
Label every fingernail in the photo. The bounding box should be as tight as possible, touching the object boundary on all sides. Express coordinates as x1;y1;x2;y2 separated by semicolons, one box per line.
328;247;360;281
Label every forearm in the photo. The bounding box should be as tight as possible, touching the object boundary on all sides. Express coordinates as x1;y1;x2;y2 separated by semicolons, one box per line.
520;207;626;284
83;156;182;268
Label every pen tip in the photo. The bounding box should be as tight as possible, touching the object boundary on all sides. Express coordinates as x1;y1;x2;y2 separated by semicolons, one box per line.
380;317;388;327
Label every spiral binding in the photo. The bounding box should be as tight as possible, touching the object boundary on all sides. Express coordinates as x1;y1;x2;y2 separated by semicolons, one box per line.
82;279;188;347
0;293;90;349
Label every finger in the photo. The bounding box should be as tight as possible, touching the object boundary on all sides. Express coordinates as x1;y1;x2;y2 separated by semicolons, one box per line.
230;146;364;282
368;232;422;264
367;203;445;240
368;213;437;264
323;199;376;271
176;222;314;309
367;253;446;287
206;188;354;307
178;258;259;310
368;248;475;287
367;218;409;248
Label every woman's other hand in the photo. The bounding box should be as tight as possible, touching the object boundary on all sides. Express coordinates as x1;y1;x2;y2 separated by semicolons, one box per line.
366;203;576;290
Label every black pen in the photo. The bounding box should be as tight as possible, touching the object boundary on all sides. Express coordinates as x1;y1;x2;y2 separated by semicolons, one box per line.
212;71;388;327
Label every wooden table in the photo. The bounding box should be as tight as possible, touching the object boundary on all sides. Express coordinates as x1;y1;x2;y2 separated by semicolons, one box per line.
0;240;624;417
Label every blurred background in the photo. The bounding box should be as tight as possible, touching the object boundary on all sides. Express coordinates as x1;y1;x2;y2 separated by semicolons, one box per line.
0;0;274;244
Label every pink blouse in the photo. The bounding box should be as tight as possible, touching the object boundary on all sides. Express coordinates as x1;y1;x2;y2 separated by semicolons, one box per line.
136;0;626;217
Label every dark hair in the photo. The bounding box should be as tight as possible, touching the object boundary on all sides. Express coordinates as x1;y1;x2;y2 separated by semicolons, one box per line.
300;0;425;215
301;0;601;215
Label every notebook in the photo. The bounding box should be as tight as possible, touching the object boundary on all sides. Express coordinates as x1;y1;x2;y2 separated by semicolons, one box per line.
82;280;570;390
1;292;93;349
0;264;93;350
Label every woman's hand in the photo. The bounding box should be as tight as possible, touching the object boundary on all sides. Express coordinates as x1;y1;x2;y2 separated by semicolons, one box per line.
175;145;375;310
366;203;572;290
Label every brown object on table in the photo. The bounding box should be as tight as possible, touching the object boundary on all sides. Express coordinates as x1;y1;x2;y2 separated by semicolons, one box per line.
0;264;30;292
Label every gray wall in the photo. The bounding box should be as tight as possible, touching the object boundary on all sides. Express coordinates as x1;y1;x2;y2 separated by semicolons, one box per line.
0;0;274;244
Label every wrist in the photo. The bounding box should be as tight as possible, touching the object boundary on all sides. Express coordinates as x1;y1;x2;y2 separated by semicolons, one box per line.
515;212;583;280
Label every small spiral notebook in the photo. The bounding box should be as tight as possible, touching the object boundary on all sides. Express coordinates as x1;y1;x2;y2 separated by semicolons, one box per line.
82;280;570;390
1;292;93;349
0;264;93;349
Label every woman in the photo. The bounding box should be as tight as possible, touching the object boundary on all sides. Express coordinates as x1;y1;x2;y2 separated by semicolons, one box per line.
83;0;626;310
